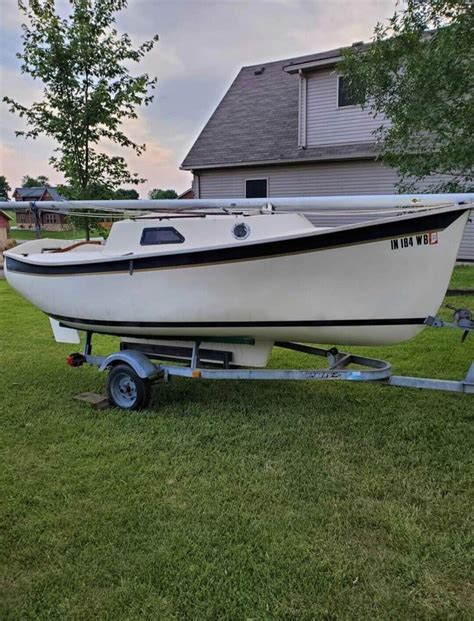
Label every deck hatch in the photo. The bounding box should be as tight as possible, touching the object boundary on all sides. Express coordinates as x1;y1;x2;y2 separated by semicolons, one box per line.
140;227;185;245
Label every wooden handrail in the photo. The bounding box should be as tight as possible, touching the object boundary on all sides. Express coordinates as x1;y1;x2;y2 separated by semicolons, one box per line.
52;240;103;253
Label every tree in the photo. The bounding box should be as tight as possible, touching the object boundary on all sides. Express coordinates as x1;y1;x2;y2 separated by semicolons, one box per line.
341;0;473;192
149;188;178;200
115;188;139;199
21;174;49;187
0;176;11;200
58;182;116;201
4;0;159;238
59;182;116;235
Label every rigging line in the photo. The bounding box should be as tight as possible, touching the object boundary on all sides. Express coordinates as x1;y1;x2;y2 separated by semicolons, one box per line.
65;205;446;217
14;203;459;216
65;211;141;219
48;199;212;213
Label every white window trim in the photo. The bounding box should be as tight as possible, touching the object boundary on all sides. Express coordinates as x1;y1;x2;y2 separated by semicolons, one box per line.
244;177;269;199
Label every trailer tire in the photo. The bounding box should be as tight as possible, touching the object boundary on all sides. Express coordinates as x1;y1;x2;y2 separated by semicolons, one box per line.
107;364;151;410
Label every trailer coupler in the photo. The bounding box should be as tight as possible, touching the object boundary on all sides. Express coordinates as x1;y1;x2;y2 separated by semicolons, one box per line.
66;352;86;367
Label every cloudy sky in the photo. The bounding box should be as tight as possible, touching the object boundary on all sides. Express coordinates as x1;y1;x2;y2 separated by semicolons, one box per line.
0;0;398;197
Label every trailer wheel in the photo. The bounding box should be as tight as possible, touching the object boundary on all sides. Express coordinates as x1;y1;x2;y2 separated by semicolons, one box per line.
107;364;151;410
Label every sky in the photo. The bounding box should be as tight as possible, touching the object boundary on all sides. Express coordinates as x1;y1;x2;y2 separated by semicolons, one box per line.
0;0;398;197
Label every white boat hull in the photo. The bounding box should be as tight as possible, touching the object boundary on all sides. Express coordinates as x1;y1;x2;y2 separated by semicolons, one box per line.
4;206;469;347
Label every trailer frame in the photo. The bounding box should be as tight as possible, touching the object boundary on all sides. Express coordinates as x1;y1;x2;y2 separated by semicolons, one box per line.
65;309;474;409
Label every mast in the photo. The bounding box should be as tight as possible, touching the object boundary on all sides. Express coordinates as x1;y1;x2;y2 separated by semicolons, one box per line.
6;193;474;212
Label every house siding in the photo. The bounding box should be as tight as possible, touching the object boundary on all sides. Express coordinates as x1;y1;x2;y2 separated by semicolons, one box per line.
196;160;473;261
16;211;70;232
305;69;384;147
461;219;474;262
198;160;398;197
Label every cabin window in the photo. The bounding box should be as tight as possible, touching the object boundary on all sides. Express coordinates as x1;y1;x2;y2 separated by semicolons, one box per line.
140;227;185;245
337;76;359;107
245;178;267;198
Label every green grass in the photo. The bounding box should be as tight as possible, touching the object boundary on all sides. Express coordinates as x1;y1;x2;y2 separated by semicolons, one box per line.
4;209;102;241
10;228;92;240
449;264;474;289
1;275;473;619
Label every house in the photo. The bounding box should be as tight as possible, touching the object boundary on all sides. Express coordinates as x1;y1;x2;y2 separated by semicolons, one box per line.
13;186;70;231
177;188;195;200
181;44;473;261
0;210;15;262
0;210;12;244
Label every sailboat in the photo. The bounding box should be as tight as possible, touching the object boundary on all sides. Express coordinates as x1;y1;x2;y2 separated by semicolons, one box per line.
4;194;472;366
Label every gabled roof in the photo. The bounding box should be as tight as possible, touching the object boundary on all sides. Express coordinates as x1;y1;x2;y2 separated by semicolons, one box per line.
13;186;64;201
0;210;13;220
177;188;194;199
181;45;376;171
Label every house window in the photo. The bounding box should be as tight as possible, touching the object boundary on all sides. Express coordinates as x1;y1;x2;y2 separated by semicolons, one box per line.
337;76;359;108
245;179;267;198
140;227;185;245
44;212;57;224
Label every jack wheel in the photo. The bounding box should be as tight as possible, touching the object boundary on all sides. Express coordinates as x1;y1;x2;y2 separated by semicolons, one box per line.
107;364;151;410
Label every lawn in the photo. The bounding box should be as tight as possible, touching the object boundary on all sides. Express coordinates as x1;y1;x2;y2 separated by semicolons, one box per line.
0;270;473;619
449;264;474;289
10;227;92;241
3;209;101;241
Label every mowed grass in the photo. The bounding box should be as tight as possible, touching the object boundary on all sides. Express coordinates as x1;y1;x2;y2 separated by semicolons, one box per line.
10;227;92;241
0;270;473;620
450;263;474;289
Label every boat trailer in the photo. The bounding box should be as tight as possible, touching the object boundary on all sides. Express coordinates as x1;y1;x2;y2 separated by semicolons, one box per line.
66;310;474;410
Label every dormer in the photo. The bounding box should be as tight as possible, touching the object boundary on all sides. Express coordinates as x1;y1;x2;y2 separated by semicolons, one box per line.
284;46;384;149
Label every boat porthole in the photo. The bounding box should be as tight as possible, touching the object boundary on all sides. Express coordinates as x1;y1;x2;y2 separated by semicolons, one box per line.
232;222;250;240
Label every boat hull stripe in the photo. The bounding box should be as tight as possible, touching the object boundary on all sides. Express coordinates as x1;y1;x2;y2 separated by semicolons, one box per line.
5;208;467;276
51;315;426;328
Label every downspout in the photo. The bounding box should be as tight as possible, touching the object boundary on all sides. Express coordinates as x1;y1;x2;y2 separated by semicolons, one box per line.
194;171;201;198
298;69;307;149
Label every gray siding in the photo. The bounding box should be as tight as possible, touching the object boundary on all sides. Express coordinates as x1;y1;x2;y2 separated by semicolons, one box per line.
305;70;384;147
198;160;398;197
461;216;474;262
196;161;473;261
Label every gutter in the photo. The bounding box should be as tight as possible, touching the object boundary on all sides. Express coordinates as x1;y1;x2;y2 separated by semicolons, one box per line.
284;55;343;74
181;150;377;172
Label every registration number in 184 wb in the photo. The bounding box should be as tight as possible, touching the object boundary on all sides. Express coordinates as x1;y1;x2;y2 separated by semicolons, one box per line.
390;232;438;251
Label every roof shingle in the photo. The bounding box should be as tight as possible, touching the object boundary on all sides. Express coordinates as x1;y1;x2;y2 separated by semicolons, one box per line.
181;47;376;170
14;186;64;201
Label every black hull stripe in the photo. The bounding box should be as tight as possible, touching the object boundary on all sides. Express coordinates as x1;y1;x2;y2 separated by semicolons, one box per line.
52;314;426;329
6;208;466;276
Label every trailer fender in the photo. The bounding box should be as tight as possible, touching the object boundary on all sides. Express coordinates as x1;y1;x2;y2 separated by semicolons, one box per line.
99;350;158;379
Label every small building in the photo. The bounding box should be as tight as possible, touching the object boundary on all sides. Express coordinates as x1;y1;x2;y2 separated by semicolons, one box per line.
0;210;12;244
177;188;195;200
13;186;70;231
181;43;473;261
